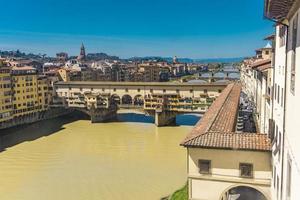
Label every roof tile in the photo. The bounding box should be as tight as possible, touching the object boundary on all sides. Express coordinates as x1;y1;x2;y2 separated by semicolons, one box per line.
181;83;271;151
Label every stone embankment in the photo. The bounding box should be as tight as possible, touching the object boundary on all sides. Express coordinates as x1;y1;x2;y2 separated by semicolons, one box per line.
0;108;72;130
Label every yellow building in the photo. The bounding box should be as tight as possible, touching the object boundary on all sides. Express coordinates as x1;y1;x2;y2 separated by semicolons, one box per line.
58;68;70;82
0;62;13;122
11;66;40;117
37;75;52;111
138;63;160;82
1;66;51;119
58;68;81;82
0;63;66;129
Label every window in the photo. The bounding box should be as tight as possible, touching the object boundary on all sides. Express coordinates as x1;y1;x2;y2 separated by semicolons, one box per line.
279;25;287;47
278;132;281;156
163;89;166;93
273;166;276;188
125;88;128;92
274;83;277;100
137;88;140;92
176;89;179;94
218;89;222;93
150;89;153;93
275;125;278;146
291;14;298;94
113;88;116;92
198;160;211;174
204;89;207;93
190;89;193;93
269;119;275;141
281;88;284;107
277;85;280;104
240;163;253;178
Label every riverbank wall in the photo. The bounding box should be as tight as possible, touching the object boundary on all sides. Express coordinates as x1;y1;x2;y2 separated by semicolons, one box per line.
0;108;73;130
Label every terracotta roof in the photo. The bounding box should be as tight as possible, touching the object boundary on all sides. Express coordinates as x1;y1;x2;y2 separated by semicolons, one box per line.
55;81;229;87
251;59;271;69
257;63;272;72
264;34;275;41
181;83;271;151
183;131;271;151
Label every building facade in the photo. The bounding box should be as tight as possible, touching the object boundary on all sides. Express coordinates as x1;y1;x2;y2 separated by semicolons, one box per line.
138;63;160;82
181;83;272;200
0;62;13;122
265;0;300;199
240;41;274;134
0;64;56;129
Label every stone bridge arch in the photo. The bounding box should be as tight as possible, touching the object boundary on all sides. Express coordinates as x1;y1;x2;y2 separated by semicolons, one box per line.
133;94;144;106
121;94;133;105
220;184;270;200
111;94;121;105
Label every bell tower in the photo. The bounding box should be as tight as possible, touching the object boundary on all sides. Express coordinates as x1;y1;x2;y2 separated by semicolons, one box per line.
77;43;86;61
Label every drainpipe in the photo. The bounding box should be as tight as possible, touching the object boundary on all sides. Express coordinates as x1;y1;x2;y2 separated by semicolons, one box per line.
280;22;289;200
271;36;276;136
263;78;267;133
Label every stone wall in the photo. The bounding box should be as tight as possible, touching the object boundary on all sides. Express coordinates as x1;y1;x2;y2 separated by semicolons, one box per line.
0;108;72;130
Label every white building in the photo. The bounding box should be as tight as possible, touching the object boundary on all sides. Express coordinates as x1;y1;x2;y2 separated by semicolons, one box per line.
240;40;274;134
265;0;300;199
65;59;85;71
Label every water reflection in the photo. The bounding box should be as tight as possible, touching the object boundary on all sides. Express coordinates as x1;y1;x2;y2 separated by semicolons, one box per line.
0;112;199;152
117;111;200;126
0;112;192;200
0;115;78;152
117;112;154;124
176;114;201;126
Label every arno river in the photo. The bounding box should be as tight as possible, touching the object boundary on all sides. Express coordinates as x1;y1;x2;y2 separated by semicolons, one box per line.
0;111;199;200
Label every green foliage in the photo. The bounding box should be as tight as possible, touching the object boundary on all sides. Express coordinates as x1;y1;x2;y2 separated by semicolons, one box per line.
169;183;188;200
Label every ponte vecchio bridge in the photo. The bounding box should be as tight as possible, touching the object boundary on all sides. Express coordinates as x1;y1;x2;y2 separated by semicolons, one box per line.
54;81;228;126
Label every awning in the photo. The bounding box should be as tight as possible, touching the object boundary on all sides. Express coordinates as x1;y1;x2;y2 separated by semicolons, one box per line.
264;0;296;20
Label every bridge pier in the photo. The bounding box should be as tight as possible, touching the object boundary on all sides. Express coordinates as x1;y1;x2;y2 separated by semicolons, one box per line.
90;105;118;123
154;110;177;127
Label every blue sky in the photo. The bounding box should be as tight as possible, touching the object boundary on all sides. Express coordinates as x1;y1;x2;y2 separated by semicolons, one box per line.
0;0;272;58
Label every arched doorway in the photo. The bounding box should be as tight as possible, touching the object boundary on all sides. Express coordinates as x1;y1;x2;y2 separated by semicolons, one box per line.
121;95;133;105
111;94;121;105
133;95;144;106
220;185;268;200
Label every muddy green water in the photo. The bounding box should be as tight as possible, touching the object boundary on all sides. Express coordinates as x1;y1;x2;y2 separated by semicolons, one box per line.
0;113;195;200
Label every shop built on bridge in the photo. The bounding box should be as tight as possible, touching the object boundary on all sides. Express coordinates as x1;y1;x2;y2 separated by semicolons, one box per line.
54;81;228;126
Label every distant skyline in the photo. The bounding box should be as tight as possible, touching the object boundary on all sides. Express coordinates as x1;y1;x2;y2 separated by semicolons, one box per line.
0;0;272;59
